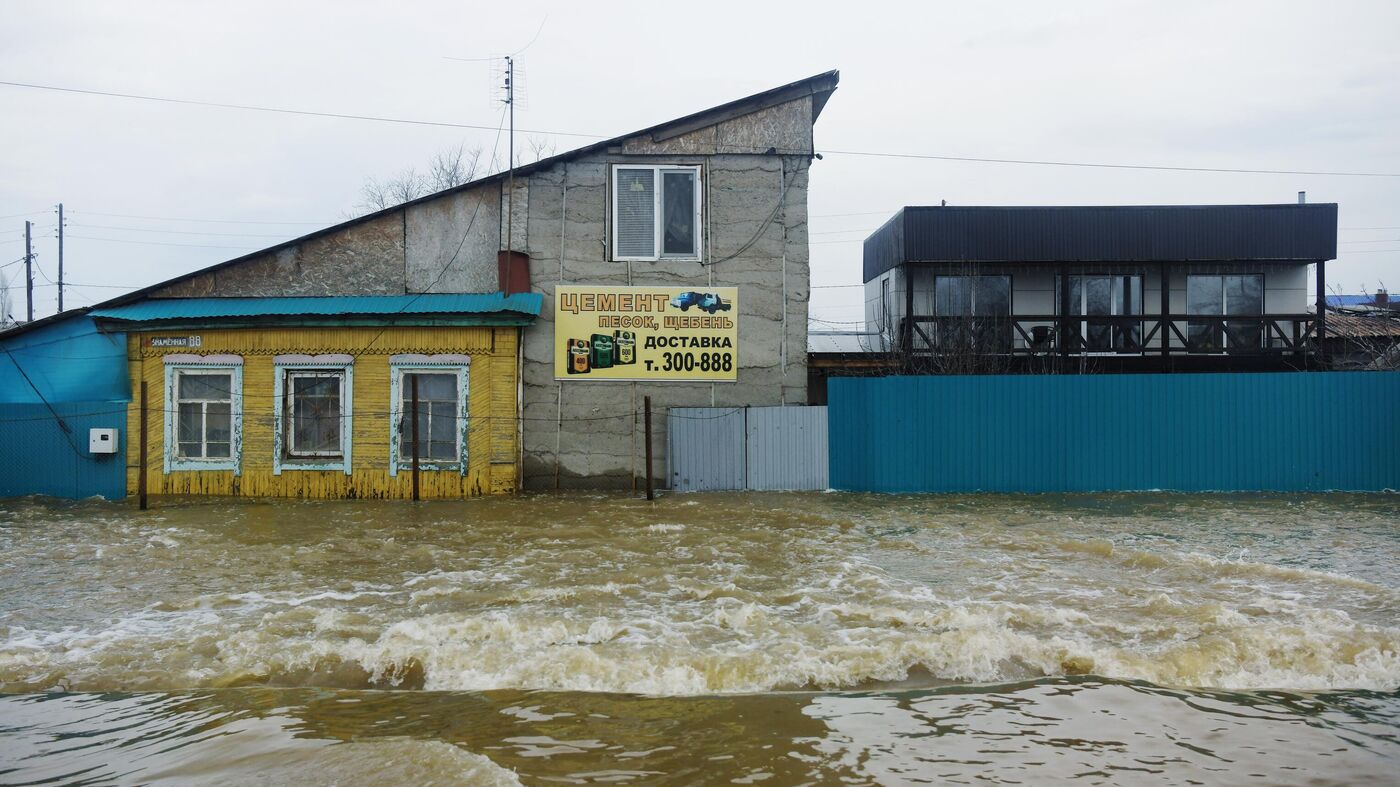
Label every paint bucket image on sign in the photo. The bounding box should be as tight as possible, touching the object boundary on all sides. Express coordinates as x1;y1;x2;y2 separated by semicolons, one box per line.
568;339;591;374
555;285;739;382
590;334;615;369
614;330;636;364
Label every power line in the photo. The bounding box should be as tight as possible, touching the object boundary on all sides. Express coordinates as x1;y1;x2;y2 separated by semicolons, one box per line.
66;233;259;250
76;210;330;226
1340;238;1400;244
71;222;296;239
818;148;1400;178
0;79;603;139
9;79;1400;177
811;210;895;219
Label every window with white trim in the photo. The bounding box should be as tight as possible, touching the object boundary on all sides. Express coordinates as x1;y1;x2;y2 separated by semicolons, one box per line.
272;355;354;475
286;372;345;457
162;356;243;474
177;372;233;459
611;164;702;261
389;357;470;476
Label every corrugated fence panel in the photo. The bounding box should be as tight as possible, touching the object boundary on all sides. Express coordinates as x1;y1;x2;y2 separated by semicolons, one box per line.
0;401;128;499
829;372;1400;493
746;406;828;491
668;408;746;492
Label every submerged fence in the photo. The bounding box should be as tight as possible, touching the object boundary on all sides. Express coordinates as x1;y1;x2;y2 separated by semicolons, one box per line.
829;372;1400;493
668;406;828;491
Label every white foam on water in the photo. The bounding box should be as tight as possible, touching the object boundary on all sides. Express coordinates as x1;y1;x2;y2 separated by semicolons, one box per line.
4;497;1399;696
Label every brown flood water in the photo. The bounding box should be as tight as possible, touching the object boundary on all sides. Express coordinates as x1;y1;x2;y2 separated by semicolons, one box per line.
1;492;1398;784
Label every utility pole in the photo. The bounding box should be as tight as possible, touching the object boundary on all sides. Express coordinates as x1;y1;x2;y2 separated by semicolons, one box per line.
55;203;64;313
504;55;515;257
24;220;33;323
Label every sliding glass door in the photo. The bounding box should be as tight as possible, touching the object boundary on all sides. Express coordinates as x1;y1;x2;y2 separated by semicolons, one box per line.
1187;274;1263;351
934;275;1012;352
1060;275;1142;352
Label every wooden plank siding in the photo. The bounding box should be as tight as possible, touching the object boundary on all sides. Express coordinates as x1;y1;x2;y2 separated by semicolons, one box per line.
124;326;520;499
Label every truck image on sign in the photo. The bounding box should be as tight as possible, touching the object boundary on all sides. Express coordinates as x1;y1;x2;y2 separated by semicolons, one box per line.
669;292;732;314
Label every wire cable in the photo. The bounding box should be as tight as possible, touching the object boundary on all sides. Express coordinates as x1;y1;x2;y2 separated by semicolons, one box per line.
8;79;1400;176
71;223;297;238
66;233;260;251
0;80;603;139
76;211;330;226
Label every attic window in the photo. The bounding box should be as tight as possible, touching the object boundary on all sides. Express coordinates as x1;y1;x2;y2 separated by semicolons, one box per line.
611;165;702;261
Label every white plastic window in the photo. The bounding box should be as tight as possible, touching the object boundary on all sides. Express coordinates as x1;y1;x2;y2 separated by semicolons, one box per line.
611;165;702;261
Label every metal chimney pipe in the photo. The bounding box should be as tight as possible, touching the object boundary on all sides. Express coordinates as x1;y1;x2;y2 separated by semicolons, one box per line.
1298;191;1307;204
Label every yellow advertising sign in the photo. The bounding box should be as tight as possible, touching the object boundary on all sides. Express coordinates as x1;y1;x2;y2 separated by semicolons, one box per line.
554;285;739;381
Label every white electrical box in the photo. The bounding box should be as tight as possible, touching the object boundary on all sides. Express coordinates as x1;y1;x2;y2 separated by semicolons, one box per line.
89;428;118;454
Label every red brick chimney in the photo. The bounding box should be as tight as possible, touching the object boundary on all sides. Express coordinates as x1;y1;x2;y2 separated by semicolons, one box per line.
1376;290;1390;309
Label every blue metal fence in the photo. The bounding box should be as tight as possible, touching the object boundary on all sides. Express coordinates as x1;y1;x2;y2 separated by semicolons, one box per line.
829;372;1400;493
0;401;128;499
2;315;130;499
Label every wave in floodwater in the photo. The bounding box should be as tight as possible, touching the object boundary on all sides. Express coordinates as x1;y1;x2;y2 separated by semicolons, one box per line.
1;493;1398;695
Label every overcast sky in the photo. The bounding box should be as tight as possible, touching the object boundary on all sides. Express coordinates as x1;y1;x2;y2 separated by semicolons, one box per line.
2;0;1397;326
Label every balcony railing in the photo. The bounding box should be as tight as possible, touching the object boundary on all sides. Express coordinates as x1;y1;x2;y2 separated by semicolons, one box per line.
905;314;1318;356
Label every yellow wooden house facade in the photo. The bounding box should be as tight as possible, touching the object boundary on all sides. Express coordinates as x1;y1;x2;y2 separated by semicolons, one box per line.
90;295;539;500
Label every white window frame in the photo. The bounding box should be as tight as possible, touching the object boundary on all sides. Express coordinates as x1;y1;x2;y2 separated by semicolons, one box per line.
162;355;243;475
610;164;703;262
388;355;472;477
272;355;354;475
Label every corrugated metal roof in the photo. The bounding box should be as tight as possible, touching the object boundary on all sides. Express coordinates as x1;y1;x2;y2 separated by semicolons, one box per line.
808;331;882;354
864;204;1339;282
1327;295;1376;307
89;293;542;322
1325;313;1400;339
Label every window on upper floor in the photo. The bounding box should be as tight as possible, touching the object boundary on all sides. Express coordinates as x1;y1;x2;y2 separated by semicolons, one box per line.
611;165;702;262
1187;274;1264;352
932;275;1012;352
1057;275;1144;352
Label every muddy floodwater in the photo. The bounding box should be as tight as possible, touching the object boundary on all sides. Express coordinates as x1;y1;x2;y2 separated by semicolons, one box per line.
1;493;1398;784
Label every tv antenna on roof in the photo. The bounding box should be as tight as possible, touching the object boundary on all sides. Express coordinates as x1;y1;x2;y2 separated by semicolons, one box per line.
495;56;521;256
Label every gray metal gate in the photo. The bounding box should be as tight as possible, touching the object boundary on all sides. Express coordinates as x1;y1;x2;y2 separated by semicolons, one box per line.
668;406;828;492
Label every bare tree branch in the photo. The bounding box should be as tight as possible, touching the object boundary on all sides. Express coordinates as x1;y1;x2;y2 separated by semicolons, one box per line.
353;145;487;216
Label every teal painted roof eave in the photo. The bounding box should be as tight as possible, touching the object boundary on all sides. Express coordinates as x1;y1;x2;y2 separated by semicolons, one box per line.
88;293;543;322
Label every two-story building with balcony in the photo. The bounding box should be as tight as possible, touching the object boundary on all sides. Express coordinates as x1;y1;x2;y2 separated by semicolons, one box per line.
859;203;1337;374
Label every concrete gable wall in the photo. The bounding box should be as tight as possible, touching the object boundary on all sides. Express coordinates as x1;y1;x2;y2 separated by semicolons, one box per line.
153;212;407;298
521;95;815;489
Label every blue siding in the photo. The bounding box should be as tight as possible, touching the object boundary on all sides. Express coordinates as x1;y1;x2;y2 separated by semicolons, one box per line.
829;372;1400;493
0;401;128;499
1;316;128;404
1;315;130;499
